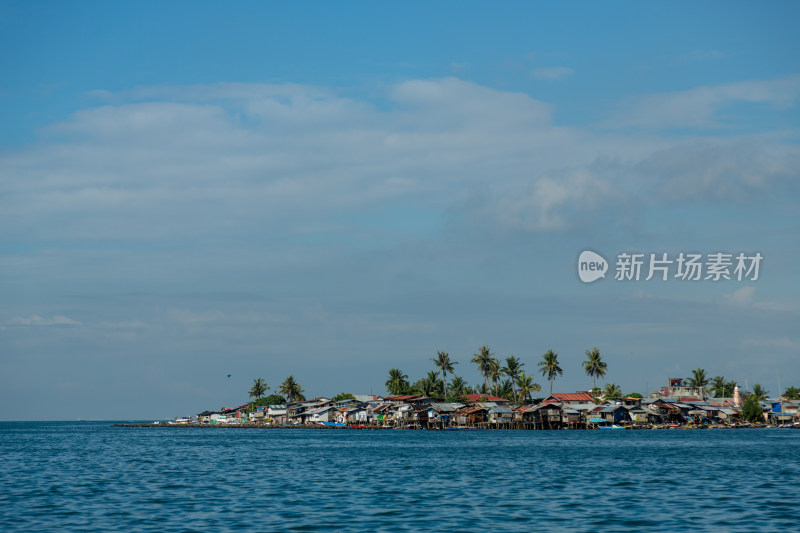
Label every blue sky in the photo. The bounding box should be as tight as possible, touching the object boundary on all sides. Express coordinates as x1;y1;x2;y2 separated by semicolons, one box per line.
1;2;798;419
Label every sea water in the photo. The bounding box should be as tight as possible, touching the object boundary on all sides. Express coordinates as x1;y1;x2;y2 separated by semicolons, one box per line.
1;422;798;532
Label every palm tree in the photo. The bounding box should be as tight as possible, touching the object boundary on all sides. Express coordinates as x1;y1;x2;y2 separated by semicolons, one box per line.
431;351;457;398
471;345;494;391
751;383;768;401
582;347;607;389
489;358;502;397
538;350;562;395
687;368;710;398
503;356;524;403
498;379;514;401
279;375;305;403
415;372;442;397
515;371;541;404
710;376;726;398
385;368;409;396
426;370;444;397
249;377;268;400
603;383;622;399
448;376;468;397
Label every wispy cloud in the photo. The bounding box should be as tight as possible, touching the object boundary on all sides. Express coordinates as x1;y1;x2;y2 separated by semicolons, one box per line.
607;74;800;129
532;66;574;80
2;77;798;253
6;314;82;326
682;50;727;62
723;286;797;312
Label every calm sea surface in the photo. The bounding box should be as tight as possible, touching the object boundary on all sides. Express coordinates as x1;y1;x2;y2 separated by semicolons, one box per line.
1;422;798;532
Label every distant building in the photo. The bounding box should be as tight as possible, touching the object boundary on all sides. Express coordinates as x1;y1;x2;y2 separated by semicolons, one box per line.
650;378;704;399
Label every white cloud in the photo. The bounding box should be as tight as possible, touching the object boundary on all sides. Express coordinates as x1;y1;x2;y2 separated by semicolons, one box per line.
1;76;797;251
6;314;82;326
743;337;800;351
532;67;574;80
608;74;800;129
723;286;756;306
722;286;797;312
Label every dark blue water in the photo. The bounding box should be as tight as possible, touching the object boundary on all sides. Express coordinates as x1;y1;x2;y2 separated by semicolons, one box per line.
1;423;798;532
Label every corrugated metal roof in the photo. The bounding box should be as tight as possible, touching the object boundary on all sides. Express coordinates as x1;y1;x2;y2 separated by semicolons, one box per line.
430;403;464;412
568;403;597;411
551;393;595;402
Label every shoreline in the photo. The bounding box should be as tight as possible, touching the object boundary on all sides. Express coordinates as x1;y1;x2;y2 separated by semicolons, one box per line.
113;422;787;430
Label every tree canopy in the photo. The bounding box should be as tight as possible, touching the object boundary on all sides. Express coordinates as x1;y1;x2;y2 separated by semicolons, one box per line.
279;375;305;402
582;347;607;389
385;368;409;396
741;394;763;423
249;377;268;400
538;350;562;395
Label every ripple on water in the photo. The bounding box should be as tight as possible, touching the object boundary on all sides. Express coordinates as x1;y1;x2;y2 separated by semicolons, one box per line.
1;424;799;532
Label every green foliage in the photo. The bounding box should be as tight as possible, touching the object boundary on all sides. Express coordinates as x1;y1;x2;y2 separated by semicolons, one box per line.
471;345;495;391
741;394;763;422
245;394;286;414
497;379;514;401
250;394;285;408
514;372;541;404
431;351;457;397
414;371;443;397
582;347;607;389
627;392;643;398
538;350;562;395
444;392;470;404
332;393;356;402
385;368;410;395
448;376;469;396
711;376;737;398
279;375;305;402
687;368;710;397
249;377;268;400
784;386;800;400
750;384;768;401
603;383;622;399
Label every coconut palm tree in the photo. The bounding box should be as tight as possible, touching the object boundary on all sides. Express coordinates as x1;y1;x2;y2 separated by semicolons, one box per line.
538;350;562;395
710;376;727;398
503;356;524;403
415;372;442;397
582;347;607;389
385;368;409;395
471;345;494;391
427;370;444;397
431;351;457;398
603;383;622;399
279;375;305;403
449;376;468;397
751;383;769;401
249;377;268;400
687;368;710;398
515;372;541;404
489;358;502;397
498;379;514;401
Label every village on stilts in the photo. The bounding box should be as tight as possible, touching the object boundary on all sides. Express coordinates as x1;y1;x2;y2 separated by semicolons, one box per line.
140;346;800;430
